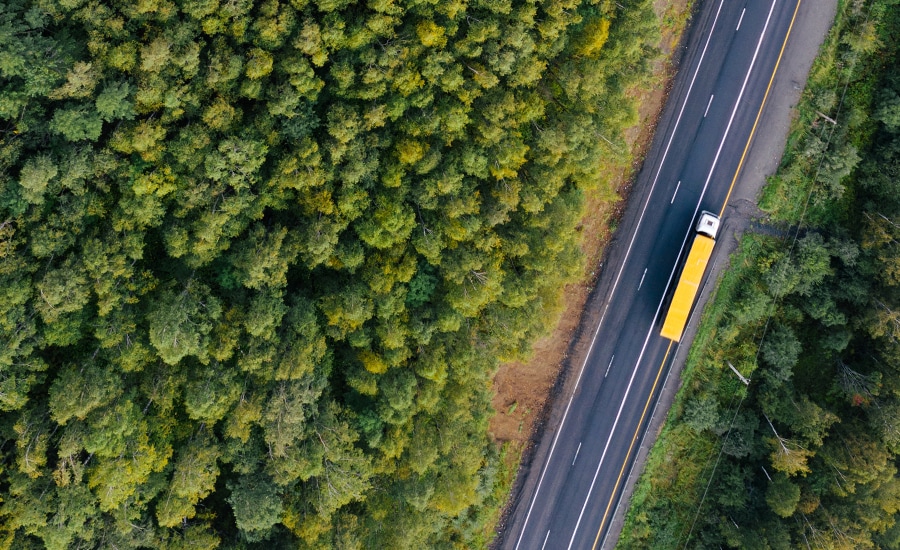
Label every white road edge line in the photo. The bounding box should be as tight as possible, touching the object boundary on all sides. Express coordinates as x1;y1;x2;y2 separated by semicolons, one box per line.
704;94;714;117
511;1;727;548
671;180;681;204
572;442;582;466
737;7;746;31
568;2;780;548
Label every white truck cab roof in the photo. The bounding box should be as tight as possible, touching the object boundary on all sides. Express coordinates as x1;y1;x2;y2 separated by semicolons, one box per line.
696;211;720;239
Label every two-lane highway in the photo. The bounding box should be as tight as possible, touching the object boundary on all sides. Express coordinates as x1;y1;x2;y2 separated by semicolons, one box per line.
499;1;813;549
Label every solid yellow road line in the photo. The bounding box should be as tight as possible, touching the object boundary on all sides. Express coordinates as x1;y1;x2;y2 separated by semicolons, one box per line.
719;0;804;219
591;342;673;550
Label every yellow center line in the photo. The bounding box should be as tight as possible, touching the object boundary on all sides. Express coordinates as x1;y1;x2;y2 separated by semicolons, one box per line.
591;341;673;550
719;0;804;219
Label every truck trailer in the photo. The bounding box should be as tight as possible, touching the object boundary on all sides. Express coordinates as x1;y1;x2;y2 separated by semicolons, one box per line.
660;211;720;342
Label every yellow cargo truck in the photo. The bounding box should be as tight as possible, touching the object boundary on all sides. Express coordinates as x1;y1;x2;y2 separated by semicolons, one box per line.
660;211;720;342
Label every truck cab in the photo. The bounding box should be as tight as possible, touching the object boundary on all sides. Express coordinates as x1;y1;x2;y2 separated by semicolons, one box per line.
696;211;720;239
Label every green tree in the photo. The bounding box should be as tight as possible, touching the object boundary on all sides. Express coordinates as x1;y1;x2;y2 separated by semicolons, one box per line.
766;474;801;518
17;155;58;205
759;323;802;382
147;282;222;365
95;81;136;122
48;363;122;425
36;484;97;550
182;363;241;423
156;431;220;528
305;402;373;518
228;472;284;541
230;224;298;290
49;104;104;142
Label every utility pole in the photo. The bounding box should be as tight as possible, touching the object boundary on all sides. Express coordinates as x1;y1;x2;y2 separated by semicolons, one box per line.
727;361;750;385
816;111;838;125
763;413;789;453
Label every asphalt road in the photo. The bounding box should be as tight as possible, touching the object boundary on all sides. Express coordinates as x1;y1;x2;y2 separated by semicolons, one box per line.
496;1;825;549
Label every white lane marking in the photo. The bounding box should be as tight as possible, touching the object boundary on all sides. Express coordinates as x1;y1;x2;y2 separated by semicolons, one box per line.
604;355;615;378
541;530;551;550
572;442;582;466
511;1;728;547
671;180;681;204
638;268;648;290
704;94;714;117
737;8;746;31
568;2;779;547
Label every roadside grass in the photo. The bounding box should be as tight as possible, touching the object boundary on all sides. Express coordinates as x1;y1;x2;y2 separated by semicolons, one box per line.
659;0;695;53
474;442;521;546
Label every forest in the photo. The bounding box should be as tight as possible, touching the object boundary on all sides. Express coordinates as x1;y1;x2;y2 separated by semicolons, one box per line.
0;0;660;546
621;1;900;548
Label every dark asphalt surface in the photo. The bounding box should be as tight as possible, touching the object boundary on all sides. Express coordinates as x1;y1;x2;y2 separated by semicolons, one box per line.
497;1;822;549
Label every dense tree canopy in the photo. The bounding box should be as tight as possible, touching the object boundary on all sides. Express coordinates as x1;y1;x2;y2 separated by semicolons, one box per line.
0;0;658;545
